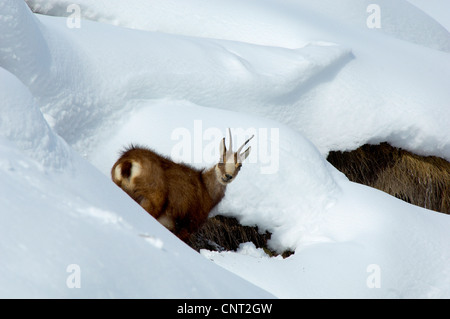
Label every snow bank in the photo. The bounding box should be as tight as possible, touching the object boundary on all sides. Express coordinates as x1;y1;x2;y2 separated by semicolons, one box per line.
203;181;450;298
407;0;450;32
0;1;274;299
24;0;450;161
0;135;273;298
288;0;450;52
7;0;348;156
0;67;70;168
25;0;311;49
0;71;273;299
26;0;450;51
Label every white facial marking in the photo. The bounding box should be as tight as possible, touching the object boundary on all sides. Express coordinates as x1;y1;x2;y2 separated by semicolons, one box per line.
224;162;235;175
130;161;142;178
114;165;123;182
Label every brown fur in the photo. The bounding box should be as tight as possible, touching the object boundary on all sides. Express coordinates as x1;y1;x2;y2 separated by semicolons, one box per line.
111;132;253;241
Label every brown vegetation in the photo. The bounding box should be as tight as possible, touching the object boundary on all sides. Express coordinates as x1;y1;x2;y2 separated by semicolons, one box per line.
189;215;270;252
189;215;293;258
327;142;450;214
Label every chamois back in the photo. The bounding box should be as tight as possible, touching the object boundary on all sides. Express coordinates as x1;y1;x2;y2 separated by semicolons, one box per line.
112;146;219;241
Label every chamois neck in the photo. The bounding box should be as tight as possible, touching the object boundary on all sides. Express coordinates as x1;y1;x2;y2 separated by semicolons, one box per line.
203;165;226;205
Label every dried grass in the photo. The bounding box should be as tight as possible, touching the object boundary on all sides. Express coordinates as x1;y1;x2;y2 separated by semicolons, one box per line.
189;215;293;257
327;142;450;214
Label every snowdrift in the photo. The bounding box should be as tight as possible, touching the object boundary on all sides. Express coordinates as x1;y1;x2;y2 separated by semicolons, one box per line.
1;0;449;298
0;1;273;299
25;0;450;160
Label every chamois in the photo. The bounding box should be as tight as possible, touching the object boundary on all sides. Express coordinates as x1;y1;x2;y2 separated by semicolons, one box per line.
111;129;253;241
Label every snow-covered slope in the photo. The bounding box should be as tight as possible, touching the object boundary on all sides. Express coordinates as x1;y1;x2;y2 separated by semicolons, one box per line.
407;0;450;32
0;139;273;298
26;0;450;52
23;0;450;161
204;181;450;298
1;0;449;298
0;61;273;298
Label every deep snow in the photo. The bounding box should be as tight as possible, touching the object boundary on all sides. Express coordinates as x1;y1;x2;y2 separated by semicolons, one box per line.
23;0;450;160
0;63;273;299
406;0;450;32
1;0;449;298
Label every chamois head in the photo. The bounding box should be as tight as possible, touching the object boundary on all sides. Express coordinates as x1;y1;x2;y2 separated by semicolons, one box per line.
215;129;254;185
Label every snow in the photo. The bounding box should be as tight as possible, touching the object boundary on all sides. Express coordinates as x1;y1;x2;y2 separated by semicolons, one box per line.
0;64;272;299
204;182;450;298
406;0;450;32
23;0;450;160
1;0;449;298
